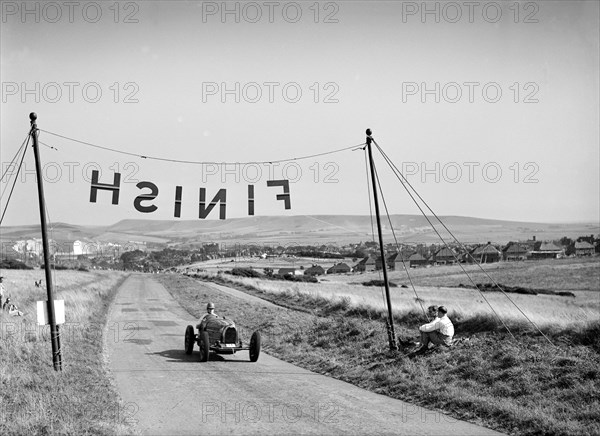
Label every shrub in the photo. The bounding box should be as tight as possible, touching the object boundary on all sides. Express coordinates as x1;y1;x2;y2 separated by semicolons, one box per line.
568;321;600;351
0;258;33;269
326;296;352;312
281;274;318;283
229;267;262;278
362;279;397;287
40;264;69;270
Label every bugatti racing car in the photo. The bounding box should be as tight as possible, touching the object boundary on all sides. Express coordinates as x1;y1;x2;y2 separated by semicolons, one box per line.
184;315;261;362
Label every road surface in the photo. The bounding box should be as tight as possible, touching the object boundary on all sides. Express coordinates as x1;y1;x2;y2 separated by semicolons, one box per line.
106;274;503;435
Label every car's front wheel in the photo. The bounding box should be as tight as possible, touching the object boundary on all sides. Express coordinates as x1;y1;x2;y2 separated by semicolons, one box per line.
184;325;195;355
249;331;261;362
199;331;210;362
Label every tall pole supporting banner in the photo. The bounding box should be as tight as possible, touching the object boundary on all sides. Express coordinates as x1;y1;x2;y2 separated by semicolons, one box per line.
365;129;397;351
30;113;62;371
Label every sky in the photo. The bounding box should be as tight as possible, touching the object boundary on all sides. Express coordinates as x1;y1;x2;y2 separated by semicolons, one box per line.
1;0;599;227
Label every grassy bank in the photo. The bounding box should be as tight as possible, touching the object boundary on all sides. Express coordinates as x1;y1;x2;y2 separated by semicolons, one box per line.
157;272;600;436
178;265;600;328
0;269;133;435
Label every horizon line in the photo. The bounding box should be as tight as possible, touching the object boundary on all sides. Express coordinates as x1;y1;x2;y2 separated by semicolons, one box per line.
2;213;599;229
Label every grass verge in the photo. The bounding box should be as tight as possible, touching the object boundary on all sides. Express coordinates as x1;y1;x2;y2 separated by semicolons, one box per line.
157;272;600;436
0;270;133;435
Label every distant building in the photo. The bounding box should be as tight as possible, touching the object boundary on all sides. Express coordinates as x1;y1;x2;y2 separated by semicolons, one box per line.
433;247;456;265
503;243;530;261
278;267;302;276
523;236;538;251
304;265;325;276
13;239;45;256
73;240;99;256
530;241;564;259
327;262;351;274
387;252;412;270
354;255;377;272
408;252;429;268
470;242;502;263
575;241;595;257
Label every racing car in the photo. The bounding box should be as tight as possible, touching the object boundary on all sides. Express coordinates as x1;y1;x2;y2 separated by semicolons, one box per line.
184;315;261;362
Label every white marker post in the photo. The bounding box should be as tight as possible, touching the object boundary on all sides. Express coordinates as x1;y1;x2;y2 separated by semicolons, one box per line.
37;300;66;326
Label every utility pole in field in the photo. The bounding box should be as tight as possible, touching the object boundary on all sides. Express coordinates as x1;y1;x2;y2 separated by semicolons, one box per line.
30;112;62;371
365;128;397;351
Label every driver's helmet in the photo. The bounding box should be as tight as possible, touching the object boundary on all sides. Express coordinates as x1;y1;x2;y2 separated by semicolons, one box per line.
206;302;215;310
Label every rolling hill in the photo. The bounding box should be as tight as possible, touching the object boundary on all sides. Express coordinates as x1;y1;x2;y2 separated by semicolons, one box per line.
1;215;598;248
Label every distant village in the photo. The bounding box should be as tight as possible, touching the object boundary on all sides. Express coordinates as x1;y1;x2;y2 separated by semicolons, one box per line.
2;234;598;274
213;235;599;278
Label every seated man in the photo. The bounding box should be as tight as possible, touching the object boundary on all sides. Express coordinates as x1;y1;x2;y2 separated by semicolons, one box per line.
2;296;11;311
8;303;23;317
417;306;454;352
399;305;439;348
426;305;439;322
197;302;218;331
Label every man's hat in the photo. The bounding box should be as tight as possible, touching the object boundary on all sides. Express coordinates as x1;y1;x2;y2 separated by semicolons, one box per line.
438;306;448;314
206;302;215;310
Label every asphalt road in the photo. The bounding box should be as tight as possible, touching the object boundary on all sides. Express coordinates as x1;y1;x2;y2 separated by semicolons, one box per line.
106;274;503;435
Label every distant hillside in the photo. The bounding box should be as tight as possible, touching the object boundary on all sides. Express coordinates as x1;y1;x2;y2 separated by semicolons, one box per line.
1;215;598;248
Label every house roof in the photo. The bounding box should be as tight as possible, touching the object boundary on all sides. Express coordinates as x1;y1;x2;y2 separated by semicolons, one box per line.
387;253;399;262
435;247;455;258
536;241;563;252
357;256;376;265
388;252;414;262
575;241;595;249
328;262;350;272
408;253;428;261
504;243;529;254
472;244;501;256
305;265;325;273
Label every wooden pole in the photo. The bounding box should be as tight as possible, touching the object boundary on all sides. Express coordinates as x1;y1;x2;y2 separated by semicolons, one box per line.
30;113;62;371
365;129;397;351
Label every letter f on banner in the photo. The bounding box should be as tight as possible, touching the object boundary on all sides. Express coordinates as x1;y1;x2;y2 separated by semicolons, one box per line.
267;180;291;210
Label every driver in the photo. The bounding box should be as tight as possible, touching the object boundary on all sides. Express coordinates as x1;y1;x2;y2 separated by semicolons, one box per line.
197;302;218;331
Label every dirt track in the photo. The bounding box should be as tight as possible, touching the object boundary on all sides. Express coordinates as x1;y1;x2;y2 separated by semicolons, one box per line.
106;274;503;435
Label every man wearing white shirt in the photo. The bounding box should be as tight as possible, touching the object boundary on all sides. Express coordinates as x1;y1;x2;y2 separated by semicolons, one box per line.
417;306;454;352
399;305;441;348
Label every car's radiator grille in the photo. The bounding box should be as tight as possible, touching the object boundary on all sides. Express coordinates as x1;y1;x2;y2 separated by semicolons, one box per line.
224;327;237;344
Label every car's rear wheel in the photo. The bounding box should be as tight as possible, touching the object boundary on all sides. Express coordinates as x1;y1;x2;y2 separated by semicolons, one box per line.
249;331;261;362
199;331;210;362
184;325;195;355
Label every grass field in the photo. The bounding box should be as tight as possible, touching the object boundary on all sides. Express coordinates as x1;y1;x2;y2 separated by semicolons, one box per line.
186;256;600;293
187;258;600;328
184;255;350;273
0;269;133;435
159;257;600;436
186;256;600;292
2;256;596;435
340;257;600;291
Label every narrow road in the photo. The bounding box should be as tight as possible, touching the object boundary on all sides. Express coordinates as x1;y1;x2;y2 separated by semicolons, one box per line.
106;274;503;435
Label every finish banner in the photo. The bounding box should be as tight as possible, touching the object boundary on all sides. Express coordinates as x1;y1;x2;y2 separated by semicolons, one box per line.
89;170;291;220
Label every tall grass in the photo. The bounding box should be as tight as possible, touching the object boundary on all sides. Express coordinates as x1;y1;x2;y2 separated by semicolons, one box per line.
191;269;599;328
0;269;133;435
